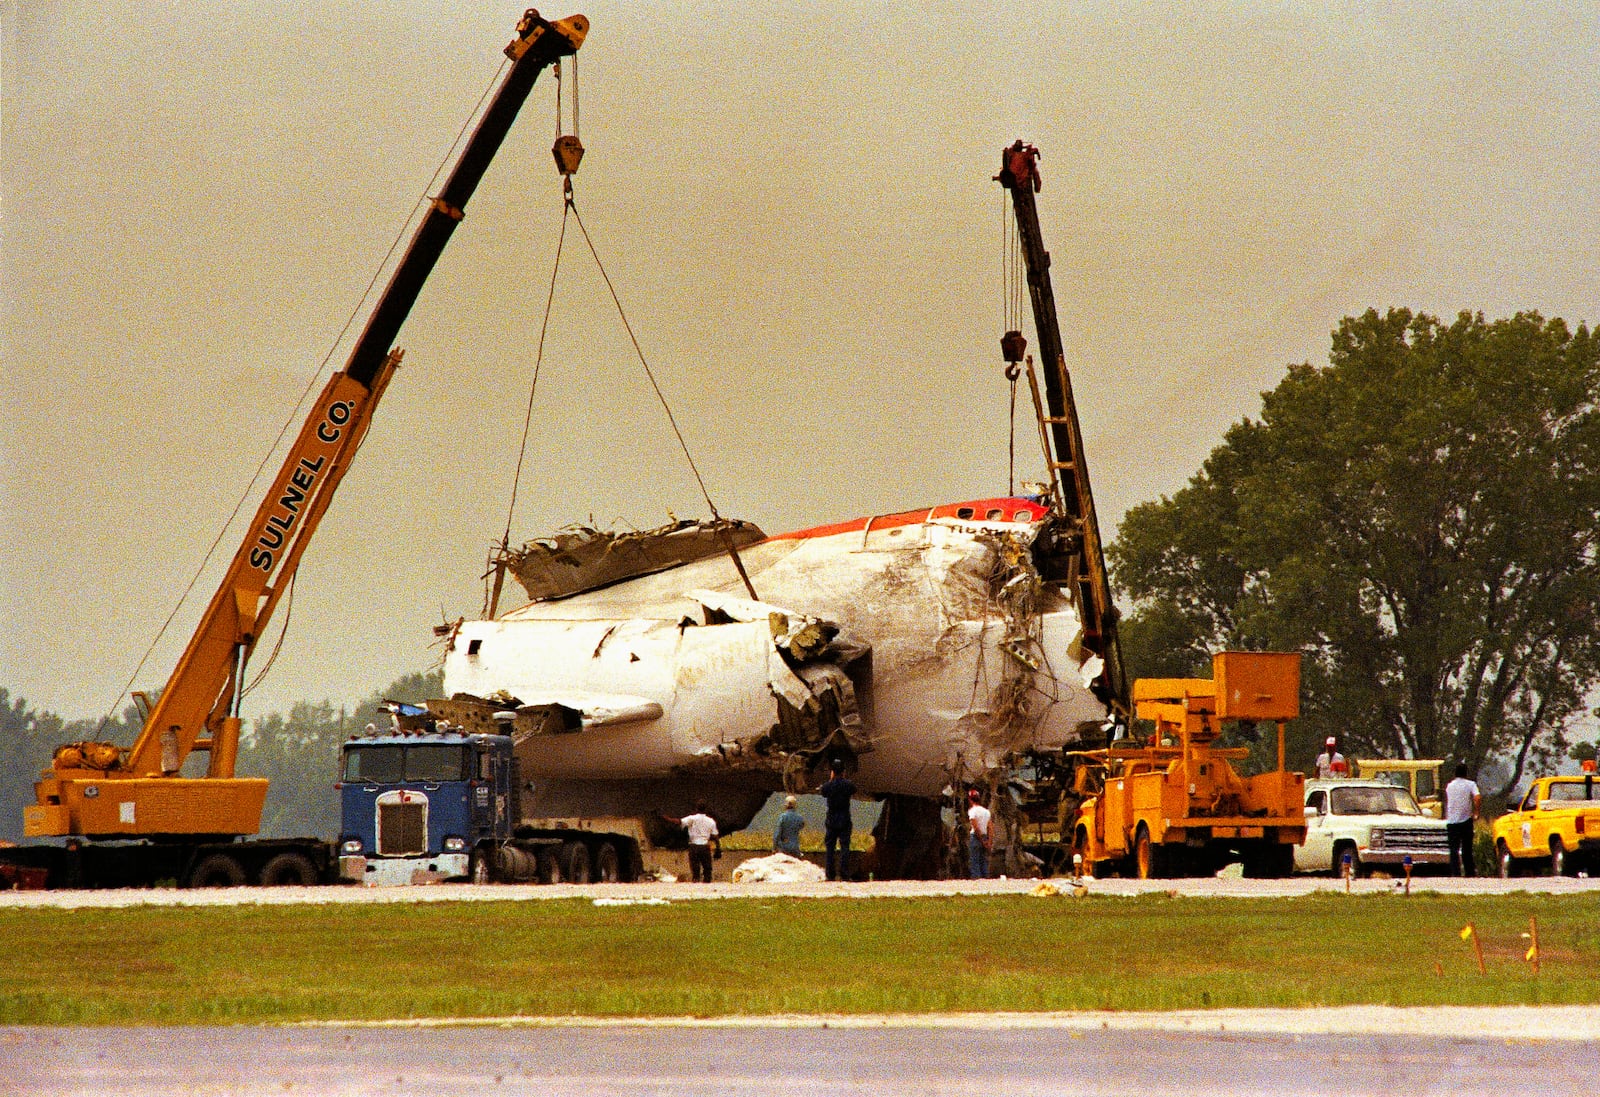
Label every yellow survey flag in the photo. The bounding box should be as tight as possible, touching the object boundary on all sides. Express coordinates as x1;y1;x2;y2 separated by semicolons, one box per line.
1525;944;1538;962
1460;923;1475;940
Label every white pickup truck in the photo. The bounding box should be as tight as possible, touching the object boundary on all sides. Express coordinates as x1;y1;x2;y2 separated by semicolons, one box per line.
1296;779;1451;875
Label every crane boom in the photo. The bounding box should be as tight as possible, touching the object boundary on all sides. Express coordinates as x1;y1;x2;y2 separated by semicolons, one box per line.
996;140;1127;711
26;10;589;840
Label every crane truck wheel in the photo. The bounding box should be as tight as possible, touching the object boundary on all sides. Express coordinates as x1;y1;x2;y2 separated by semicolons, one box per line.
187;853;246;888
258;851;318;887
560;841;592;884
593;843;620;883
1133;827;1157;880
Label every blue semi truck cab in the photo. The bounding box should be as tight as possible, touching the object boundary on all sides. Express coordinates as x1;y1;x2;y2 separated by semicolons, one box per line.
336;703;643;885
336;722;518;885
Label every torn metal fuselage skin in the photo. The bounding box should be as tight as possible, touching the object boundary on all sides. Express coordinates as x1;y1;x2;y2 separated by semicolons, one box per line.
442;499;1109;832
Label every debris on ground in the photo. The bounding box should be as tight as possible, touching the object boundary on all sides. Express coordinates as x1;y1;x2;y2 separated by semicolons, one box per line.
731;852;827;883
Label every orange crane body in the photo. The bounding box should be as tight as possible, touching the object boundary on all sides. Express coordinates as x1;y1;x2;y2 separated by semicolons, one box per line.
24;10;587;844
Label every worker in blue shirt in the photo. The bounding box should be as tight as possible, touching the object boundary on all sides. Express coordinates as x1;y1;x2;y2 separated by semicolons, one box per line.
773;795;805;856
819;761;856;881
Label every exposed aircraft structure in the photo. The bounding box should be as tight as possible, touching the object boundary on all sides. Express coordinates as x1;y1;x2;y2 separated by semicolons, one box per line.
420;139;1123;878
438;498;1111;864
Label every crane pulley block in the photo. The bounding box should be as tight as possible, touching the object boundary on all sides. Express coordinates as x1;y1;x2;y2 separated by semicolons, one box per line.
553;133;584;175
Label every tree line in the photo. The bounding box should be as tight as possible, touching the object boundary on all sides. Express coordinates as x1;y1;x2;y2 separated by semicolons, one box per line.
0;671;441;844
1110;308;1600;798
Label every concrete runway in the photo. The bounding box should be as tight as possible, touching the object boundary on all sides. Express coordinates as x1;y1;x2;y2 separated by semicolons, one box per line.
2;872;1596;908
5;1010;1598;1096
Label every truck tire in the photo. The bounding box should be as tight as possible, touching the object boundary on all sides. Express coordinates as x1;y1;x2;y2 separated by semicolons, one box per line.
1332;840;1364;878
469;849;495;885
560;841;591;884
1550;838;1571;877
593;843;620;883
537;847;563;884
1133;827;1157;880
259;852;318;887
1497;840;1519;879
187;853;246;888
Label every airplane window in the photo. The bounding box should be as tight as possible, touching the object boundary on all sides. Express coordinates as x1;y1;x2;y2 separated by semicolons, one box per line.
986;508;1003;520
957;507;975;519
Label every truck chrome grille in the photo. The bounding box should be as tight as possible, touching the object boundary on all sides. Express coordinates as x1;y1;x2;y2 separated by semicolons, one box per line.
1383;827;1447;850
378;800;426;855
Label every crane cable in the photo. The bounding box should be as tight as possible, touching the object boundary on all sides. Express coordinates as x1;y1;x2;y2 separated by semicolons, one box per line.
499;197;571;548
500;178;759;600
101;62;512;728
504;52;757;597
1002;193;1025;496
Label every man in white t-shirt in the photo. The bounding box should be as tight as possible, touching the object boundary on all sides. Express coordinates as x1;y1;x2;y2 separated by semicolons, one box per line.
966;789;992;879
666;801;720;883
1314;737;1348;778
1443;763;1481;877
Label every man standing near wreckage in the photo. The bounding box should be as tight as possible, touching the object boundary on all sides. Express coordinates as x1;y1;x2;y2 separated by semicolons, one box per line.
773;795;805;857
967;789;992;879
820;761;856;881
664;802;720;883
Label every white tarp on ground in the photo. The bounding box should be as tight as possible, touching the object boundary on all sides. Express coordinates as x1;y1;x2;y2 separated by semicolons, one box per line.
731;852;826;883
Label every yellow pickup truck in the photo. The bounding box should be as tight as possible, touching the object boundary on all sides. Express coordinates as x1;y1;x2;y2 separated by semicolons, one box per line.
1492;774;1600;877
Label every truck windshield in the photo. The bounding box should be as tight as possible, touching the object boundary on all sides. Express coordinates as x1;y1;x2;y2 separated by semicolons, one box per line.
342;744;469;782
405;745;470;782
344;746;402;782
1330;786;1422;816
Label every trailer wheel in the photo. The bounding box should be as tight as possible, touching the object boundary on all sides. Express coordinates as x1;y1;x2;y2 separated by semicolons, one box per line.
187;853;246;888
560;841;592;884
593;843;620;883
537;847;563;884
259;852;318;887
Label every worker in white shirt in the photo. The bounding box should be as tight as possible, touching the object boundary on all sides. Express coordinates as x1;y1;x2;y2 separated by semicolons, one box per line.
665;801;720;883
1314;737;1348;778
966;789;992;879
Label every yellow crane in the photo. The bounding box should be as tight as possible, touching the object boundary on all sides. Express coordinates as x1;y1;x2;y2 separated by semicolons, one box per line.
13;10;588;888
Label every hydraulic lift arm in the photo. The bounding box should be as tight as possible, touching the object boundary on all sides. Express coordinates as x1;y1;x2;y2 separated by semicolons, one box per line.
996;140;1127;712
27;10;588;839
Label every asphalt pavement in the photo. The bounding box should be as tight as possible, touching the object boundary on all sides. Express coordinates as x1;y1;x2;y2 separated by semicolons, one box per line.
6;1011;1598;1096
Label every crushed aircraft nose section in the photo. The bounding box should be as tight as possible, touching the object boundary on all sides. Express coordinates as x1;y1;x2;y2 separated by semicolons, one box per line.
442;563;874;805
441;500;1109;819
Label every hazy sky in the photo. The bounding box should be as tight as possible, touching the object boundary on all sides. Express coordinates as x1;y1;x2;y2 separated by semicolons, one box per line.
5;1;1599;722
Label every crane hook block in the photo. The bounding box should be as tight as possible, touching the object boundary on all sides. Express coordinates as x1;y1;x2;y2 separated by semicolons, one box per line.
1001;329;1028;364
553;134;584;176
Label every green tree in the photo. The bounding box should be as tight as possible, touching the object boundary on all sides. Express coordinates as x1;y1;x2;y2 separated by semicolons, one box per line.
1111;309;1600;796
240;669;443;838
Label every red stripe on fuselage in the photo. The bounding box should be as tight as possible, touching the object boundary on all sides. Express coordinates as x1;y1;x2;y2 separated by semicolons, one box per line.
766;498;1047;541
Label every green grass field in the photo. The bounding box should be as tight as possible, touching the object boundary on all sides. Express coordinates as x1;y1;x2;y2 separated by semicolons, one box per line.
2;891;1595;1025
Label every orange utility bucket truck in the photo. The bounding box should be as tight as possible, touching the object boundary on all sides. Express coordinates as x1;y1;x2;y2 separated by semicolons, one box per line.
1072;651;1307;878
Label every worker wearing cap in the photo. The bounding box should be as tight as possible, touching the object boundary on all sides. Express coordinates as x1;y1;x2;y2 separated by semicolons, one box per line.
1314;737;1348;778
966;789;992;879
773;795;805;857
